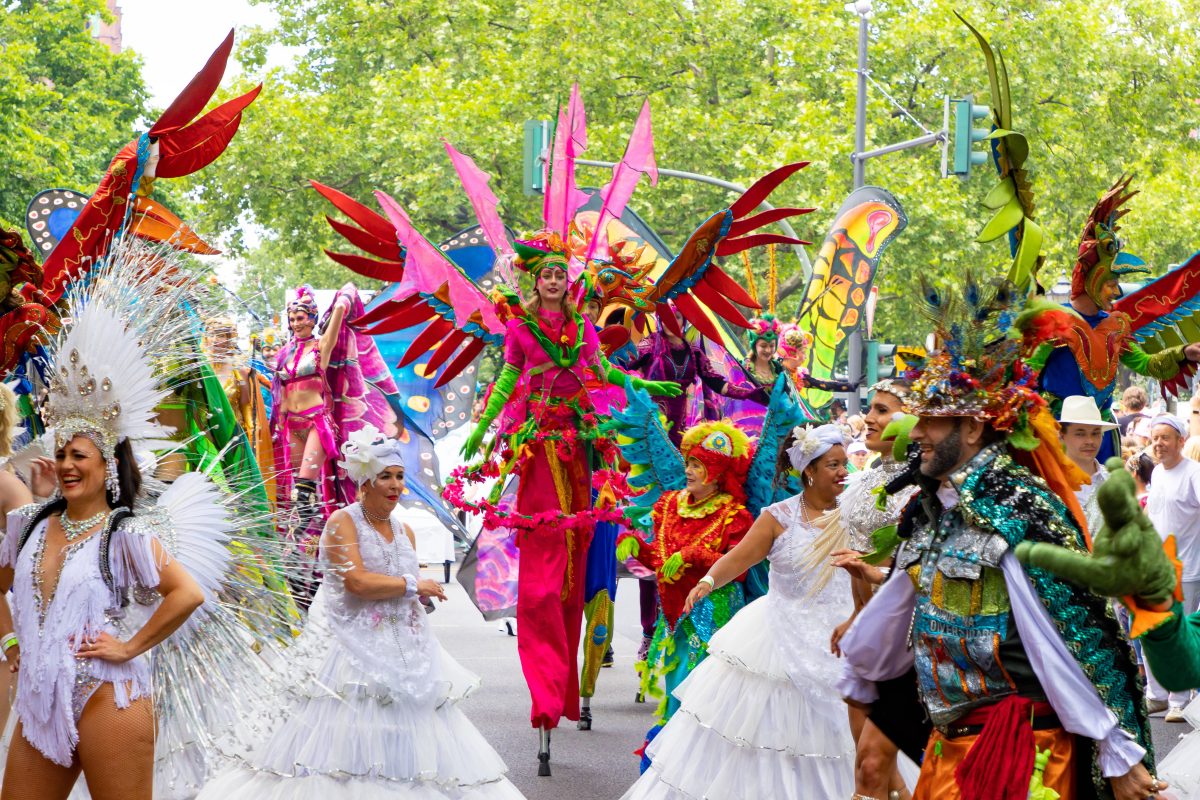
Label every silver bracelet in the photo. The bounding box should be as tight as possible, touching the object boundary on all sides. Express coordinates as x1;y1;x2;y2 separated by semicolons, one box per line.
401;573;418;598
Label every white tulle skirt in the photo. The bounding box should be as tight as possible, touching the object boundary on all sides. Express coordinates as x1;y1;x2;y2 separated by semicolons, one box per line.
1156;697;1200;797
621;596;856;800
196;595;524;800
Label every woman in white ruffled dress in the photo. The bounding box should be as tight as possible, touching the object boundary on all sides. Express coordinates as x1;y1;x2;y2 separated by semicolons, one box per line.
621;424;856;800
199;427;525;800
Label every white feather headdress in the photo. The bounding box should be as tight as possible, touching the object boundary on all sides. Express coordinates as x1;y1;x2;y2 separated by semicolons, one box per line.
41;239;208;492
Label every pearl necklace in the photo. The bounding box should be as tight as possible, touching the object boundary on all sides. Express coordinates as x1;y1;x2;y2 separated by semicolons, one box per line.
360;501;392;525
798;492;834;525
60;509;112;541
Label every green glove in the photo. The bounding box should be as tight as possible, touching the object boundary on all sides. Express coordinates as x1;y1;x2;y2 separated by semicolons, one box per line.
616;536;640;561
460;363;519;461
660;552;685;582
1015;458;1176;605
637;378;683;398
603;363;682;398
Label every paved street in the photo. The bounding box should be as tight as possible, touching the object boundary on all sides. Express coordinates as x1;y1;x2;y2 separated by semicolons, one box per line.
425;563;1193;798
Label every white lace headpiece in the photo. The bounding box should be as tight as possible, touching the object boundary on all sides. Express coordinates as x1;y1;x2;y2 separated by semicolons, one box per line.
787;424;849;474
338;424;405;486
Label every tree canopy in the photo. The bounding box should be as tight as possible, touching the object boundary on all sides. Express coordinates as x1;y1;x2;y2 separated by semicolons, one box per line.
0;0;148;231
10;0;1199;352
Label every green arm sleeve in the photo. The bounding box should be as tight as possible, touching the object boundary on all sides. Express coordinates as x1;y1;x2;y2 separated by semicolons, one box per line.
476;363;520;431
1120;342;1188;381
1141;603;1200;692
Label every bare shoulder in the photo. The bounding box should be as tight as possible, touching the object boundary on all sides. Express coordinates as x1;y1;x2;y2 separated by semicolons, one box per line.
0;470;32;514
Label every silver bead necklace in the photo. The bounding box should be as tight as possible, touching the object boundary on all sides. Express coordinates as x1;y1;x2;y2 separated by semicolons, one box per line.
60;509;112;541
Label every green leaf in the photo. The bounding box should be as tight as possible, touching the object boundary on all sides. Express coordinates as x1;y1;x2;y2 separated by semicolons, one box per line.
977;196;1024;243
982;179;1016;210
1010;218;1044;290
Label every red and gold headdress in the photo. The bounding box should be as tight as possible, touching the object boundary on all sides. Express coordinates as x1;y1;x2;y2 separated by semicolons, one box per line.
679;420;752;503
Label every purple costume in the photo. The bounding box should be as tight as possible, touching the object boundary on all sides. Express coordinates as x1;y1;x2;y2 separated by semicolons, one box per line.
628;332;765;446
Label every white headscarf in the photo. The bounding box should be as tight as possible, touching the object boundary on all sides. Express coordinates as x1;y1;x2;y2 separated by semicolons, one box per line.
1151;413;1188;439
787;424;850;474
338;424;405;486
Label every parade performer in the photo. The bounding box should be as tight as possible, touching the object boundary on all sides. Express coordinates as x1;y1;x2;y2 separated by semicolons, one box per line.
197;426;525;800
837;277;1159;799
458;238;679;772
954;16;1199;465
250;326;281;418
825;380;921;800
306;85;813;773
628;307;766;445
271;283;399;587
204;316;275;506
0;254;295;800
0;382;33;738
615;420;753;739
1017;179;1200;461
620;423;857;798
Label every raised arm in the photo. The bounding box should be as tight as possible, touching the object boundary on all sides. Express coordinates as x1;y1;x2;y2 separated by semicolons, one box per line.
318;288;353;370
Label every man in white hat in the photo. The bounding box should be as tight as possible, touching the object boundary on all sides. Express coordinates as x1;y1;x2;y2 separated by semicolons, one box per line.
1145;411;1200;720
1057;395;1121;514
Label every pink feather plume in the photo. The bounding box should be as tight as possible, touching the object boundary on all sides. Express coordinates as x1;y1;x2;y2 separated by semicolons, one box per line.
585;100;657;262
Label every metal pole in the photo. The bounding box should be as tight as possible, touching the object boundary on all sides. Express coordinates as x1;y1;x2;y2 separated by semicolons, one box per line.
846;2;871;414
574;158;813;279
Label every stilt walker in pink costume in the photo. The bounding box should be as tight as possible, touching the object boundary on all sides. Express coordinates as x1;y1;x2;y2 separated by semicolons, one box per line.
303;86;814;777
458;235;681;770
271;283;400;597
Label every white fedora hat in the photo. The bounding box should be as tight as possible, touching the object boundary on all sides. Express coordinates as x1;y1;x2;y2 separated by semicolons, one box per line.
1058;395;1119;430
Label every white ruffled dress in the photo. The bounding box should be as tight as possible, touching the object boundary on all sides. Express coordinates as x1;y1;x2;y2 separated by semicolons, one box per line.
621;494;856;799
198;503;524;800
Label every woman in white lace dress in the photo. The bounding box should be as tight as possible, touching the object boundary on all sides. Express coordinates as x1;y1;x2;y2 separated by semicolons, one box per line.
620;424;856;800
199;427;525;800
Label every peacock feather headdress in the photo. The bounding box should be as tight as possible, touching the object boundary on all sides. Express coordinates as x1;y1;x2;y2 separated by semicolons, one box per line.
904;273;1045;449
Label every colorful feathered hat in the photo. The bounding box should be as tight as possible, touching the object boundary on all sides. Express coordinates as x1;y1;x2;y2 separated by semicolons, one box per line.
903;274;1045;449
1071;176;1149;311
287;284;319;319
776;323;812;362
679;420;752;503
747;314;782;348
514;230;573;278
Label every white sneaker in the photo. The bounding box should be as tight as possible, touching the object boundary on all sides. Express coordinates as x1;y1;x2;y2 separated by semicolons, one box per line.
1146;698;1169;714
1166;705;1187;723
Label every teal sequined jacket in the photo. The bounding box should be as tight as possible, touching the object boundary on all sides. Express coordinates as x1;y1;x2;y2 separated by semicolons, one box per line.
898;446;1154;796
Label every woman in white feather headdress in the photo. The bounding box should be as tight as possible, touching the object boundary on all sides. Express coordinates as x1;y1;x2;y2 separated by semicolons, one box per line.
0;242;306;799
0;288;212;799
199;424;527;800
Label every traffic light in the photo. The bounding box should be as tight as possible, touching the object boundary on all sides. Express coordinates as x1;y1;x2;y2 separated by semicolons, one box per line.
951;96;990;177
522;120;551;196
864;341;897;386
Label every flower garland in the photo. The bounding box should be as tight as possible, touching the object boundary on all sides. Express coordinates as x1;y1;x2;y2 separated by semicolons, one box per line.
443;397;629;534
